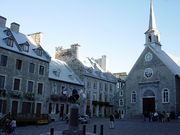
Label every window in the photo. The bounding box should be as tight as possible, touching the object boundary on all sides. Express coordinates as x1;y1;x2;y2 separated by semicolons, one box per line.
120;90;123;97
6;38;14;47
93;81;97;89
87;79;91;88
148;35;152;42
110;84;112;92
13;78;20;90
39;65;44;75
105;83;108;91
0;75;5;89
37;49;42;56
38;83;43;95
119;99;124;106
29;63;35;73
0;55;8;67
131;91;137;103
27;81;34;92
23;44;29;52
16;59;22;70
99;82;102;90
162;89;169;103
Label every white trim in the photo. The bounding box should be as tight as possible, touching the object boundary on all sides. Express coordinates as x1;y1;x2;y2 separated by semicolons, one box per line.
0;54;8;67
0;74;6;89
28;62;35;74
12;77;22;91
119;90;123;97
37;82;44;95
38;64;45;76
131;91;137;103
26;80;35;93
15;58;23;71
162;88;170;103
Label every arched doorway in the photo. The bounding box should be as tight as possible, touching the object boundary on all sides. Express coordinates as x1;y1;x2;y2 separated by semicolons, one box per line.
143;90;155;113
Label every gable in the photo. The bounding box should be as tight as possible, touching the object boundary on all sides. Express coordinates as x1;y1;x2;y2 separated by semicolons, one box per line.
126;45;175;82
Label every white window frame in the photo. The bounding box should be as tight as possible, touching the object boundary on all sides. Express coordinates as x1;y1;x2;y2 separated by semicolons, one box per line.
38;65;45;75
27;80;34;93
162;88;170;103
131;91;137;103
29;63;35;74
120;90;123;97
0;74;6;89
37;82;44;95
12;77;22;91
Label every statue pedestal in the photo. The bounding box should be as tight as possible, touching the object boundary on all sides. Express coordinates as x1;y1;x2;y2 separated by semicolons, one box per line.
62;104;82;135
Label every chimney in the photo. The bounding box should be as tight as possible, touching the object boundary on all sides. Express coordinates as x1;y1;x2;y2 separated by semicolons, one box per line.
28;32;43;46
71;44;80;58
10;22;20;33
0;16;7;28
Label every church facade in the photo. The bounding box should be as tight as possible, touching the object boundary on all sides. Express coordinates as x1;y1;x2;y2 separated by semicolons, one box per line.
125;0;180;117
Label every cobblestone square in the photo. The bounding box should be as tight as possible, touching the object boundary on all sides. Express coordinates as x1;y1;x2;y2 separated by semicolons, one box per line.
13;118;180;135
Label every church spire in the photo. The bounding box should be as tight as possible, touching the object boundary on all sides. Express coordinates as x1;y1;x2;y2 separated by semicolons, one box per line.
149;0;157;30
145;0;161;48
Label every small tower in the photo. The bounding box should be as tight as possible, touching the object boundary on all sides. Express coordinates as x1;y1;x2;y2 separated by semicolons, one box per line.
145;0;161;49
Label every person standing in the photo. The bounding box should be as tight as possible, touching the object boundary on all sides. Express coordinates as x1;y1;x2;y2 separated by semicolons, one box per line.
109;114;115;129
10;117;16;135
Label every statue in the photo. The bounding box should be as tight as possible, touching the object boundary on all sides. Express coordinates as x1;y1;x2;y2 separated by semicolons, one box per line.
63;89;83;135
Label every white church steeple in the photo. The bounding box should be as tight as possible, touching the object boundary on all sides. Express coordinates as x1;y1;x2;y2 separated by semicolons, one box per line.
145;0;161;48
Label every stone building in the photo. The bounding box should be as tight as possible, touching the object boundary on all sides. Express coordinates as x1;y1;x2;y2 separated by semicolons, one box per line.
125;0;180;117
0;16;51;117
113;72;127;118
48;59;83;121
55;44;117;117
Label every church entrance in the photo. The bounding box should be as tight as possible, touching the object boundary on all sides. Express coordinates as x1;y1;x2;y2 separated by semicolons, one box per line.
143;98;155;113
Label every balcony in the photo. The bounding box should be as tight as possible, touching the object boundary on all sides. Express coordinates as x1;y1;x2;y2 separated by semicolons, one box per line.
50;94;60;101
24;92;35;100
9;90;22;98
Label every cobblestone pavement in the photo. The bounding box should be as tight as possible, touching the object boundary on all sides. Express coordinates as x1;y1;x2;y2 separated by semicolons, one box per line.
11;118;180;135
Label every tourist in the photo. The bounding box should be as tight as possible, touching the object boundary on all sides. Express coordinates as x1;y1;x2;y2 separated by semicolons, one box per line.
109;114;115;129
11;117;16;135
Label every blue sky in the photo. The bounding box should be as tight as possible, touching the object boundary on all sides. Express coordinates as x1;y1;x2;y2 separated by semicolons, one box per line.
1;0;180;73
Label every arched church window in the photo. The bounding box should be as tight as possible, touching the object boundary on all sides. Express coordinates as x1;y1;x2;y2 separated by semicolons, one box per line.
131;91;137;103
162;89;169;103
148;35;152;42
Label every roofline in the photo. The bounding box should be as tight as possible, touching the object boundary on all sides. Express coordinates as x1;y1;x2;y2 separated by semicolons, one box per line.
0;46;50;63
84;74;117;84
48;77;84;86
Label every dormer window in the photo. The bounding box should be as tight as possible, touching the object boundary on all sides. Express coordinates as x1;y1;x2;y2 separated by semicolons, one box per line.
4;38;14;47
23;44;29;52
53;70;60;77
37;49;42;56
3;30;11;36
19;42;29;52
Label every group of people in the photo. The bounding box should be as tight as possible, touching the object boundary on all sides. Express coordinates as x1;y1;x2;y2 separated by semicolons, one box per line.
143;111;171;123
1;117;16;135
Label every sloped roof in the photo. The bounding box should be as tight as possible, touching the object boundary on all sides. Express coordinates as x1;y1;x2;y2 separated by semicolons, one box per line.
49;59;83;85
0;27;50;62
149;44;180;75
78;56;117;82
